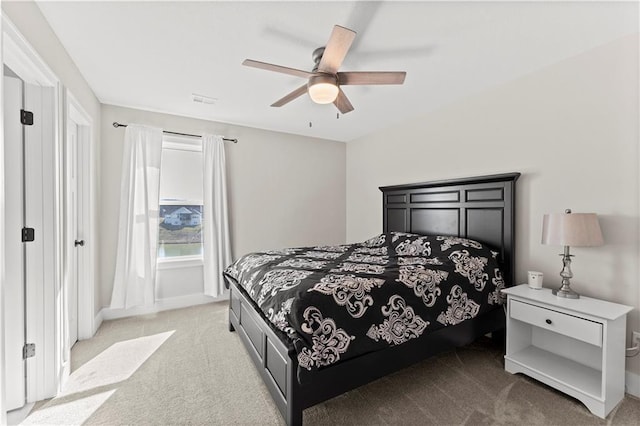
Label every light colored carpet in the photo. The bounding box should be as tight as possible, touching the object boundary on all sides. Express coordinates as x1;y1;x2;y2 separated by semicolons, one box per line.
23;302;640;425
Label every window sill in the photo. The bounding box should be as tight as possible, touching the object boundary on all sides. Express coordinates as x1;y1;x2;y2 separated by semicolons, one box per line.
157;255;203;270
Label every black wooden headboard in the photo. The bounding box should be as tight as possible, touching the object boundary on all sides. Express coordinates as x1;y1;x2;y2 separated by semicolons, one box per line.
380;173;520;287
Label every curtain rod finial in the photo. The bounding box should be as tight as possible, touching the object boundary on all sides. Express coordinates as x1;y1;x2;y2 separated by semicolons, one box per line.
113;122;120;128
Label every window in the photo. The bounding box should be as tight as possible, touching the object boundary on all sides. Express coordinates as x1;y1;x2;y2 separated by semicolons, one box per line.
158;136;203;259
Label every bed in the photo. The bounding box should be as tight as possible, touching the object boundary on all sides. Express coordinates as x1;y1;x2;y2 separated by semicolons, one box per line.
224;173;520;425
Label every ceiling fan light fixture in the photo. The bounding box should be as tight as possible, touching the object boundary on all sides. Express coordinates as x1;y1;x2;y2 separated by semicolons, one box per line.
307;74;339;104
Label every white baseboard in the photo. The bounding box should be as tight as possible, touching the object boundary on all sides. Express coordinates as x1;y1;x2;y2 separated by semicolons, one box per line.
101;292;225;321
626;370;640;398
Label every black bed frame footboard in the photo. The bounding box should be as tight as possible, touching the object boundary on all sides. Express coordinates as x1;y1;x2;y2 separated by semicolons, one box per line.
227;173;520;425
228;279;505;425
228;282;303;424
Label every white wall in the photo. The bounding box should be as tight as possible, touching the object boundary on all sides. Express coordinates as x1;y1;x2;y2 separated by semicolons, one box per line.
100;104;346;308
2;1;102;315
346;34;639;377
156;262;203;300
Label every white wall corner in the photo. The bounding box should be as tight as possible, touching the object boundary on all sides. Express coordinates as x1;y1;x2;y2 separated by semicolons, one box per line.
626;370;640;398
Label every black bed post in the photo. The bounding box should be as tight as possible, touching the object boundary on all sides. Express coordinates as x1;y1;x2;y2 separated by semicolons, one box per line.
286;352;303;426
491;328;506;348
226;278;236;332
286;401;302;426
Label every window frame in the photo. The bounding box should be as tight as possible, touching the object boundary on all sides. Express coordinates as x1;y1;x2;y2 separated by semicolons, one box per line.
156;135;204;266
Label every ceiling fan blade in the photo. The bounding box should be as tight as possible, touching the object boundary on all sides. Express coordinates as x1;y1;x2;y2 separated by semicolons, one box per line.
271;84;308;107
338;71;406;85
318;25;356;74
242;59;312;79
333;88;354;114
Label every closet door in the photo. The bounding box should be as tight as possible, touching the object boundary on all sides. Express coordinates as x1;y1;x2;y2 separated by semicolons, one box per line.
3;73;26;411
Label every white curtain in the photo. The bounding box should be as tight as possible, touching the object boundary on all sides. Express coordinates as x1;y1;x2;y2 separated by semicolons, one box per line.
110;124;163;309
202;134;232;297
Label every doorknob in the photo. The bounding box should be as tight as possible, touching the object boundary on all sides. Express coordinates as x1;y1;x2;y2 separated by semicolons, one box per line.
74;240;85;247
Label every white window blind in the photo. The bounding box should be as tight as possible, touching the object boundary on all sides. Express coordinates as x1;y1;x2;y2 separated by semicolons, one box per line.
159;142;203;203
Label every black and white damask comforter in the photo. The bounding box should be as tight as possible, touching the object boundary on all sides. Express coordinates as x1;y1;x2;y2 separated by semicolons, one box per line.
224;232;505;372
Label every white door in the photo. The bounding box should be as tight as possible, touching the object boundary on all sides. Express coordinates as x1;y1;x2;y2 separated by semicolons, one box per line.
67;119;79;347
3;73;26;411
4;23;63;403
66;95;93;346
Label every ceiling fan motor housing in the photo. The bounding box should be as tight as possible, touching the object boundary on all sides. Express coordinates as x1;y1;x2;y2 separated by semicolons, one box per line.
312;47;326;71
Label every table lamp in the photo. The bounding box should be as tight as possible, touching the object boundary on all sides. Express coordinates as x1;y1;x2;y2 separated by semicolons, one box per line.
541;209;603;299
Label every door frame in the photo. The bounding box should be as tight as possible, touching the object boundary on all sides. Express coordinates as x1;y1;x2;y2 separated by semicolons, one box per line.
0;12;6;425
64;91;94;342
2;15;63;404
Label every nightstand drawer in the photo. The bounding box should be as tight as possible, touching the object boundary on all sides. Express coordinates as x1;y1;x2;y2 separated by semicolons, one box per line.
510;299;603;347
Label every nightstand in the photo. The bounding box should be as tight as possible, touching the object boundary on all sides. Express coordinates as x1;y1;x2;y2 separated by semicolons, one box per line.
502;284;632;418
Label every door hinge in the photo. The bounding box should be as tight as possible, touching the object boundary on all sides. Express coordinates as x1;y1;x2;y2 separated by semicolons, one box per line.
23;343;35;359
20;109;34;126
22;227;35;242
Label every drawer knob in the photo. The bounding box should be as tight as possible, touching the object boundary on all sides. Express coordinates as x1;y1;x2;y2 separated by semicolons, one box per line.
545;319;552;325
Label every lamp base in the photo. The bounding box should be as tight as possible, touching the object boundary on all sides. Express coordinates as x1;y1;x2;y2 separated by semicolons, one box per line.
554;246;579;299
552;287;580;299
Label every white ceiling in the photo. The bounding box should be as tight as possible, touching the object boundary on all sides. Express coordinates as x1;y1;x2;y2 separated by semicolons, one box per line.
36;1;637;142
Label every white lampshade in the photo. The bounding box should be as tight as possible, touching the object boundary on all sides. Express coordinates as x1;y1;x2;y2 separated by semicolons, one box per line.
308;74;339;104
541;211;603;247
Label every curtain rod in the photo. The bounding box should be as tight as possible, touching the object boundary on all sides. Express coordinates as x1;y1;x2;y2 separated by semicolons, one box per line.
112;122;238;143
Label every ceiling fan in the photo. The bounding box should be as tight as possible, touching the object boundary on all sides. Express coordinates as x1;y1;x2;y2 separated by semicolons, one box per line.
242;25;406;114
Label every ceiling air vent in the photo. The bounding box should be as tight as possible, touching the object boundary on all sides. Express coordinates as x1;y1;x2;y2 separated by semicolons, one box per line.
191;93;217;105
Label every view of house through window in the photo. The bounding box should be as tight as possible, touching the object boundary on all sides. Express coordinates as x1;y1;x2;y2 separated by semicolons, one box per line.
158;136;204;259
158;204;203;257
